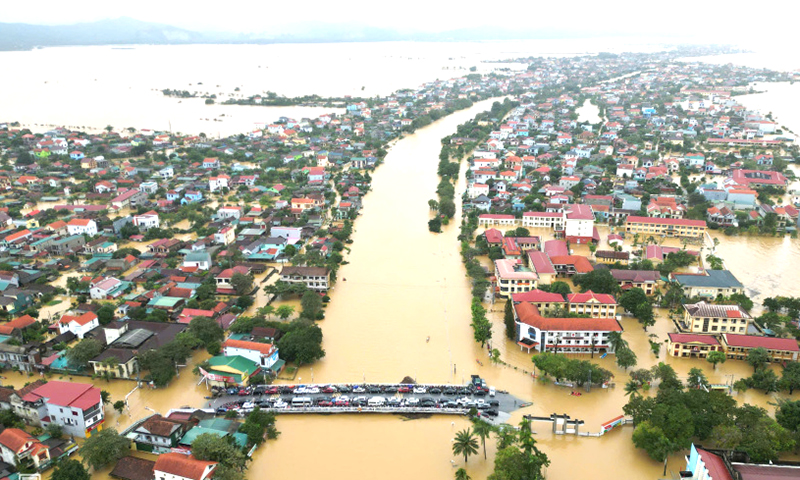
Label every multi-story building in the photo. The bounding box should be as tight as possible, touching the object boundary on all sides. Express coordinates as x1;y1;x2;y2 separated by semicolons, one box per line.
20;381;104;438
514;302;623;354
721;334;799;362
132;414;187;453
624;215;707;238
494;259;538;298
132;211;160;230
667;333;723;358
58;311;99;339
511;289;566;315
567;291;617;318
279;266;330;292
681;301;751;334
66;218;98;236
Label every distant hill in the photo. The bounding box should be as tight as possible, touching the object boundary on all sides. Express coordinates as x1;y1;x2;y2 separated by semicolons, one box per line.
0;17;207;50
0;17;645;51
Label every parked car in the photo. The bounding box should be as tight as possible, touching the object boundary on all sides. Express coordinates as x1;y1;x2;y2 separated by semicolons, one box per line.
405;398;419;406
428;387;442;394
352;386;366;393
382;386;397;394
337;386;352;393
322;386;337;394
265;386;279;395
398;386;412;393
412;386;426;394
367;386;382;394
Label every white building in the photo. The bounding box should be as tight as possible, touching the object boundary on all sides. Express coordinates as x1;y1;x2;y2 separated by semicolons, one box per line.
514;302;623;354
57;312;99;339
214;226;235;245
217;206;243;219
209;175;230;192
279;266;330;292
66;218;98;236
494;259;538;298
132;211;160;230
564;204;595;242
154;452;217;480
21;381;104;438
468;183;490;199
221;339;280;370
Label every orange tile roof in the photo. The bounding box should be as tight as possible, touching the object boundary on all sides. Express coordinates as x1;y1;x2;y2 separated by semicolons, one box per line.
222;338;274;355
154;453;216;480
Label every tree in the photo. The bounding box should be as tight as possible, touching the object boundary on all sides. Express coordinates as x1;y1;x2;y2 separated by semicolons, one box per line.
277;323;325;365
275;305;295;320
113;400;126;414
472;419;493;459
300;290;323;320
66;339;103;367
257;305;275;320
428;217;442;233
455;468;471;480
634;302;655;331
776;400;800;432
572;269;618;295
619;288;647;314
189;316;224;346
632;421;672;475
51;459;90;480
452;428;479;464
780;362;800;394
687;368;709;389
79;428;131;471
747;347;771;371
138;349;176;387
45;423;63;439
608;331;629;353
192;432;247;472
504;299;515;340
471;297;492;347
548;281;572;295
230;272;254;295
101;390;111;403
624;379;641;397
0;409;24;428
616;347;637;371
97;304;116;325
706;350;726;370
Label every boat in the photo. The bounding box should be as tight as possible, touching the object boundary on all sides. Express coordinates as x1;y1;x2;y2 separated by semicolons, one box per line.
426;336;430;343
476;359;483;366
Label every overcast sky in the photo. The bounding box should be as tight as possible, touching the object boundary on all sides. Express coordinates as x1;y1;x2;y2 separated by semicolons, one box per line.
2;0;794;45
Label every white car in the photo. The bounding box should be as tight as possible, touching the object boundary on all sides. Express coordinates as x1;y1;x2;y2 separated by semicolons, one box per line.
489;387;496;397
306;387;321;394
274;399;288;408
413;386;427;394
352;386;366;393
405;397;419;406
293;387;307;394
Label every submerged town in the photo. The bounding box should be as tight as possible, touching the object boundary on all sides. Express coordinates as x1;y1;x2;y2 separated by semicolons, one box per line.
0;44;798;480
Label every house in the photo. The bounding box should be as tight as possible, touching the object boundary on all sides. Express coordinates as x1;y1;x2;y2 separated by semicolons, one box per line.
214;226;235;245
681;301;751;335
683;443;800;480
567;291;617;318
154;452;217;480
624;216;706;238
90;277;127;299
139;181;159;194
217;206;243;220
182;251;212;271
67;218;98;236
58;311;99;339
132;414;187;453
209;175;230;192
610;269;660;295
494;259;538;298
133;211;160;230
203;157;220;169
731;169;787;188
21;381;104;438
215;266;252;294
0;428;51;469
671;270;744;298
721;334;799;363
279;266;330;292
89;348;138;380
513;302;623;354
222;339;281;372
667;333;722;358
111;189;148;209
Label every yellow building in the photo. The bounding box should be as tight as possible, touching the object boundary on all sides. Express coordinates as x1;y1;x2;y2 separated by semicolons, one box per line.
667;333;722;358
682;301;751;334
89;348;138;379
624;215;707;238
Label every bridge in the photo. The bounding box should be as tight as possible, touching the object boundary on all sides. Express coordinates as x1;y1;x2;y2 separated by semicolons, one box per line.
201;378;528;425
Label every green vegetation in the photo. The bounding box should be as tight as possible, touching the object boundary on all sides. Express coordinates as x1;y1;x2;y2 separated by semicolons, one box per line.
78;428;131;471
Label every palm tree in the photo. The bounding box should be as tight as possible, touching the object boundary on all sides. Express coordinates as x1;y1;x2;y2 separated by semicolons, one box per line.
452;428;479;464
454;468;471;480
608;331;628;353
624;379;641;397
471;420;493;459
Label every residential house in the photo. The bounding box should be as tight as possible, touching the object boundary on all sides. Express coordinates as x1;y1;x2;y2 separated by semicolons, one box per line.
67;218;98;236
133;211;160;230
132;414;187;453
0;428;51;469
279;266;330;292
221;339;281;372
153;452;217;480
20;381;104;438
58;311;99;339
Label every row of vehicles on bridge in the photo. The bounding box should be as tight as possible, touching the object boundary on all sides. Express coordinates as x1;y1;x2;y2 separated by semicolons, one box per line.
216;395;501;416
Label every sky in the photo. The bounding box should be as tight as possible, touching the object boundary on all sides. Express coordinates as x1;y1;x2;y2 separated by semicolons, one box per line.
1;0;796;45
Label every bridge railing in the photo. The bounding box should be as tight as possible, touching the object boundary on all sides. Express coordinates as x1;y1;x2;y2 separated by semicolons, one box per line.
231;406;470;415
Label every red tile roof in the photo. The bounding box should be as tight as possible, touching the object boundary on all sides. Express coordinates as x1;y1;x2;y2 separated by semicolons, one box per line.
512;289;565;304
695;448;733;480
222;339;274;355
0;428;35;453
667;333;720;345
24;380;101;410
626;215;706;227
723;334;799;352
59;311;98;326
154;453;216;480
549;255;594;273
567;290;616;304
515;302;622;332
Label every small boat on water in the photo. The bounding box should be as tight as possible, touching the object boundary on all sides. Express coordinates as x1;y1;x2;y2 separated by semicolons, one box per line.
426;336;430;343
476;359;483;366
